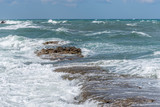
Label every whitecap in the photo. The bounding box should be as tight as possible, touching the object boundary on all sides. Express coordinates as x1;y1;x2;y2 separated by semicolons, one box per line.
51;27;69;33
131;31;151;37
81;48;94;57
126;23;137;27
5;20;22;24
0;21;40;30
48;19;67;24
85;30;110;36
87;58;160;79
56;27;68;32
0;35;97;106
92;21;106;24
153;51;160;56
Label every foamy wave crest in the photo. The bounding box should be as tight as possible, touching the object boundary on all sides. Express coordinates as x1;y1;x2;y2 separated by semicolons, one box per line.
0;35;97;106
85;31;110;36
0;21;40;30
88;58;160;78
126;23;137;26
0;35;44;51
81;48;94;57
51;27;69;33
5;20;22;24
92;21;106;24
48;19;67;24
131;31;151;37
56;27;68;32
153;51;160;56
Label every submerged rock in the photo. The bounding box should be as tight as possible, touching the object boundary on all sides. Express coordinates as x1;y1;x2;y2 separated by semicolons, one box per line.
43;41;60;45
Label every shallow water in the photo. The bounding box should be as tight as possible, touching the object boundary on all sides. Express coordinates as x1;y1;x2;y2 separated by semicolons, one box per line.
1;19;160;106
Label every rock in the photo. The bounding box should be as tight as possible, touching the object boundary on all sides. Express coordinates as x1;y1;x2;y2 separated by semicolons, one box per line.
43;41;60;45
1;21;5;24
36;46;82;56
54;66;155;106
111;98;154;107
35;46;83;60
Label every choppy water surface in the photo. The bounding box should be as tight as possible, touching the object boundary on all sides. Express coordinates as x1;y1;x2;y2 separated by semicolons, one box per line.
1;19;160;106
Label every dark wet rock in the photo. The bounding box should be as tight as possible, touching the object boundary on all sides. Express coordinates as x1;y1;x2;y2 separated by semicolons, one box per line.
1;21;5;24
36;46;82;56
54;66;155;106
35;46;83;60
55;66;102;75
111;97;154;107
43;41;60;45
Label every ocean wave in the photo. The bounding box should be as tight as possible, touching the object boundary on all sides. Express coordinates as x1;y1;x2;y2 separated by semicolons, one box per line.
88;58;160;79
48;19;67;24
85;30;110;36
55;27;69;32
153;51;160;56
0;35;66;51
126;23;137;26
0;35;44;51
81;48;94;57
92;21;106;24
0;21;40;30
131;31;151;37
0;34;97;106
5;20;22;24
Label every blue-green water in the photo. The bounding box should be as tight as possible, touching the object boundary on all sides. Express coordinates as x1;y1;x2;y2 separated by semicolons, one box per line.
1;19;160;106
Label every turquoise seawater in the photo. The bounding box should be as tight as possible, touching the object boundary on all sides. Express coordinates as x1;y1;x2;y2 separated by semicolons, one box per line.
1;19;160;106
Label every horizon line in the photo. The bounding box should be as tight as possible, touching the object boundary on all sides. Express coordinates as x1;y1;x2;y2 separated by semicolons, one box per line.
1;18;160;20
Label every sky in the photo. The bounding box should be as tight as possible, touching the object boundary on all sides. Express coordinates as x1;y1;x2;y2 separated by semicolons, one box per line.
0;0;160;19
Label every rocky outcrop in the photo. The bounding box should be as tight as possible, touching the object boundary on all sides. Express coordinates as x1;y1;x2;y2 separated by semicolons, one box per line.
35;41;156;106
35;46;83;60
36;46;82;55
1;21;5;24
55;66;155;106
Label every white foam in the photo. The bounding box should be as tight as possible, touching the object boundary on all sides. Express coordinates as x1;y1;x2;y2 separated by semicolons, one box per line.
81;48;94;57
53;27;69;32
88;58;160;79
126;23;137;26
5;20;22;24
131;31;151;37
85;30;110;36
92;21;106;24
154;51;160;56
0;35;96;106
48;19;67;24
0;21;40;30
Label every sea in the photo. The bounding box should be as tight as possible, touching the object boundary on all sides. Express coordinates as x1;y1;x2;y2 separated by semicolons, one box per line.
1;19;160;106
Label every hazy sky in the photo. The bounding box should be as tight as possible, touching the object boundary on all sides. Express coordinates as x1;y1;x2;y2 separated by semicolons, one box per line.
0;0;160;19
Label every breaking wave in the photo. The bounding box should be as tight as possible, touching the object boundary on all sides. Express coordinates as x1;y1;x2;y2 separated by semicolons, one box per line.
0;20;40;30
48;19;67;24
88;58;160;79
126;23;137;26
92;21;106;24
85;30;110;36
131;31;151;37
